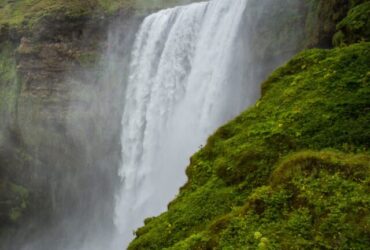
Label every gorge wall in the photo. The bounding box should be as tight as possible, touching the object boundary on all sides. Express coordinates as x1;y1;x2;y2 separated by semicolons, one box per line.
0;2;140;249
0;1;208;249
0;0;369;249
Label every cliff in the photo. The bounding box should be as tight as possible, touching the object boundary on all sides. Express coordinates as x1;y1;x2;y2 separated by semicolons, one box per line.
0;0;139;247
0;1;207;248
0;0;369;249
128;1;370;249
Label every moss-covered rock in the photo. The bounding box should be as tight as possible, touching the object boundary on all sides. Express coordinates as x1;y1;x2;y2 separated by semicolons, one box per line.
0;0;200;38
0;1;137;245
0;0;131;27
304;0;369;48
0;42;18;113
0;0;369;248
0;179;29;226
210;151;370;250
334;2;370;46
128;42;370;249
0;41;19;149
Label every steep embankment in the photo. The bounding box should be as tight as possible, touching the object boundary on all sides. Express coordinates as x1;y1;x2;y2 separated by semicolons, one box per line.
128;1;370;249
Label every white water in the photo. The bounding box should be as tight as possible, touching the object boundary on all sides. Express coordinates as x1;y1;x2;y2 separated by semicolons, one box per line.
115;0;257;247
4;0;307;249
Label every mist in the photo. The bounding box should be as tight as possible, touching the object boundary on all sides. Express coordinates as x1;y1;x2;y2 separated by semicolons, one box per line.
0;0;308;249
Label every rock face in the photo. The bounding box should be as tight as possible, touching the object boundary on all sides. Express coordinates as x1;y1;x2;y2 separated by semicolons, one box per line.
16;19;103;143
304;0;370;48
0;0;368;249
1;1;190;247
0;180;29;229
0;5;141;248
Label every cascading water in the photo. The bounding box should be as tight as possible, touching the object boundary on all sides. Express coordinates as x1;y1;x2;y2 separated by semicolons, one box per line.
1;0;307;249
115;0;256;247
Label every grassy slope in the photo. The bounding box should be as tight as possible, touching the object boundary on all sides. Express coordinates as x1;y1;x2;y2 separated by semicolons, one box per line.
128;1;370;249
0;0;199;29
0;0;369;248
128;39;370;250
0;0;136;27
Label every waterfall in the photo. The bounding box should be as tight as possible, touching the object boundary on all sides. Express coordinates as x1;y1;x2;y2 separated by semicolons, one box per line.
0;0;307;249
115;0;254;247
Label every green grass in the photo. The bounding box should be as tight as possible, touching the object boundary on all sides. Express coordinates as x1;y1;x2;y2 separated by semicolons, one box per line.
0;0;134;28
128;42;370;249
0;0;200;29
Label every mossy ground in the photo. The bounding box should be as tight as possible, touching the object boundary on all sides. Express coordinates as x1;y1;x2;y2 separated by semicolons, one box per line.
0;0;199;30
0;0;134;28
128;42;370;249
129;3;370;249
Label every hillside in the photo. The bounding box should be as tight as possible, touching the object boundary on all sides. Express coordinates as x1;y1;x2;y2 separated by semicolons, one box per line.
128;1;370;249
0;0;369;249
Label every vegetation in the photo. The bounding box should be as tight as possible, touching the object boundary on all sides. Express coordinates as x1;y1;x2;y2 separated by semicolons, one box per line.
0;42;29;236
334;2;370;46
0;0;199;31
0;0;133;28
0;0;369;248
0;180;29;227
128;39;370;249
127;2;370;248
305;0;369;47
0;42;18;137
